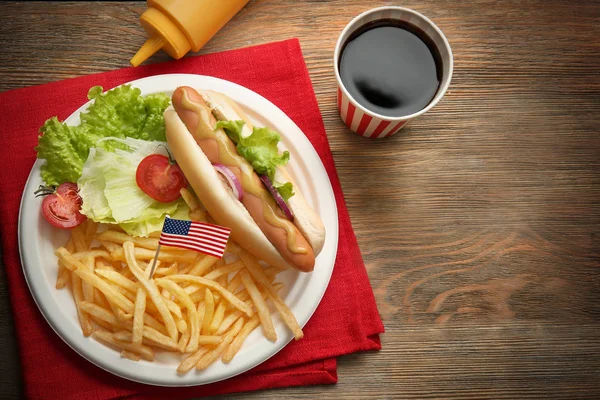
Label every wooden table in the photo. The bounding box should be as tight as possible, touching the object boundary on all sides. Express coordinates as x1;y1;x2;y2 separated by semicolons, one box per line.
1;1;599;398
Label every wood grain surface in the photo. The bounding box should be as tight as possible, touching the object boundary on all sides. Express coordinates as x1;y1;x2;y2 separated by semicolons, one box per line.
1;0;600;399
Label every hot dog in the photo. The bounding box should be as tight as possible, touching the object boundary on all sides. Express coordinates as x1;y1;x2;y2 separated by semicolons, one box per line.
164;86;325;272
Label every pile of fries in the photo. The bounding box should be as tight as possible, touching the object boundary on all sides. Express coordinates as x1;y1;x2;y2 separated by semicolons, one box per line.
53;189;303;374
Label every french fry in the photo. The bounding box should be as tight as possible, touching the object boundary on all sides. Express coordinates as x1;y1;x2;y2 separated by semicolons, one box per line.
132;287;146;346
71;272;94;337
222;316;261;363
240;270;276;342
92;315;118;331
180;187;200;211
96;230;160;250
177;327;190;353
177;347;209;374
196;302;205;337
72;250;111;260
156;278;200;353
214;288;264;334
98;231;184;254
121;350;141;362
178;264;193;275
187;288;205;303
231;289;251;305
113;330;131;340
55;263;69;290
202;289;214;335
84;220;99;248
142;313;169;337
268;291;304;340
165;275;252;317
140;335;179;352
117;309;133;321
264;266;285;280
56;248;135;315
103;290;122;320
56;237;74;289
82;256;95;303
216;310;244;336
120;266;135;281
154;263;178;277
187;255;220;276
239;251;303;340
204;260;244;280
210;274;246;332
215;274;228;303
147;297;182;320
94;259;115;272
209;300;227;334
80;301;118;325
93;288;110;310
113;246;198;264
72;224;88;252
225;240;241;255
189;209;207;222
123;242;178;342
198;336;221;345
95;269;138;292
116;287;136;303
271;281;284;293
97;259;183;319
92;330;154;361
196;318;244;370
138;259;160;272
226;272;243;295
98;240;121;253
65;238;76;253
176;319;187;335
107;319;177;351
56;223;305;372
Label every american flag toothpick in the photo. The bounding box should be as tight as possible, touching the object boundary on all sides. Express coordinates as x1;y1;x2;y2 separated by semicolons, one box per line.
148;216;231;278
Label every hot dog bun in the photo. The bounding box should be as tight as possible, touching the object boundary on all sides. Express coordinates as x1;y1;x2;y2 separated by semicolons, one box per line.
164;107;294;270
165;86;325;272
198;89;326;256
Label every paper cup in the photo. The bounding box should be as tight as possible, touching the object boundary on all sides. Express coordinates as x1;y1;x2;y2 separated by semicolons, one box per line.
334;7;453;138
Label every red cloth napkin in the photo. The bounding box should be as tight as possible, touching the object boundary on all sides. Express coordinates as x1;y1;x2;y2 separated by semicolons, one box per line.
0;39;384;400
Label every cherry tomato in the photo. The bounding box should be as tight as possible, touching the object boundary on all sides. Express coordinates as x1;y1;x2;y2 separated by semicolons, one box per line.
136;154;188;203
39;182;86;229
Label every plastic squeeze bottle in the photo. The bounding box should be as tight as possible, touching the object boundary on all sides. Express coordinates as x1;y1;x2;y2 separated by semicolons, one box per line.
130;0;250;67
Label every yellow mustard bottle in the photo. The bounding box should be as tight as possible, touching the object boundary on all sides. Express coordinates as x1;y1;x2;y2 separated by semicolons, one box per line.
130;0;250;67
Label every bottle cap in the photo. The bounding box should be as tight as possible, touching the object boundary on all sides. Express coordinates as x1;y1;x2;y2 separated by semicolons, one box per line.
131;36;164;67
130;7;191;67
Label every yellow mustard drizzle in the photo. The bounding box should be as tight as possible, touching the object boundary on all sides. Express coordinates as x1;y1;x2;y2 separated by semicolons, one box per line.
180;90;308;254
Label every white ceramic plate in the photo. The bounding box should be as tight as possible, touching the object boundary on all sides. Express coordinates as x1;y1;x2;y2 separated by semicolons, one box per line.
18;74;338;387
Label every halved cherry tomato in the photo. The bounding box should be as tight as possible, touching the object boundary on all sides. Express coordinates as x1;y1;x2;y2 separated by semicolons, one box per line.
38;182;86;229
136;154;188;203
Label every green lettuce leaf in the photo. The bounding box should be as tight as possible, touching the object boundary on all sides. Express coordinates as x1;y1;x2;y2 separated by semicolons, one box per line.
215;120;294;200
36;118;95;185
35;85;170;186
119;200;189;238
273;182;294;202
78;137;189;237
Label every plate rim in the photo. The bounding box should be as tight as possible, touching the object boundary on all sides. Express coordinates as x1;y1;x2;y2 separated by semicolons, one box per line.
18;73;339;387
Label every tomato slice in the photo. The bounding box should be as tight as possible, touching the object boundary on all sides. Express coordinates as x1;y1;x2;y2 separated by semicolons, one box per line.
136;154;188;203
40;182;86;229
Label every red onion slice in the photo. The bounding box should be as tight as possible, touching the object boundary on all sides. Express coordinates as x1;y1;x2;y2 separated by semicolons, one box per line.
213;164;243;201
259;175;294;221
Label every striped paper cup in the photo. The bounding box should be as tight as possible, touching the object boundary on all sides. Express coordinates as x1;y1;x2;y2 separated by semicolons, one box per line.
334;7;453;139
